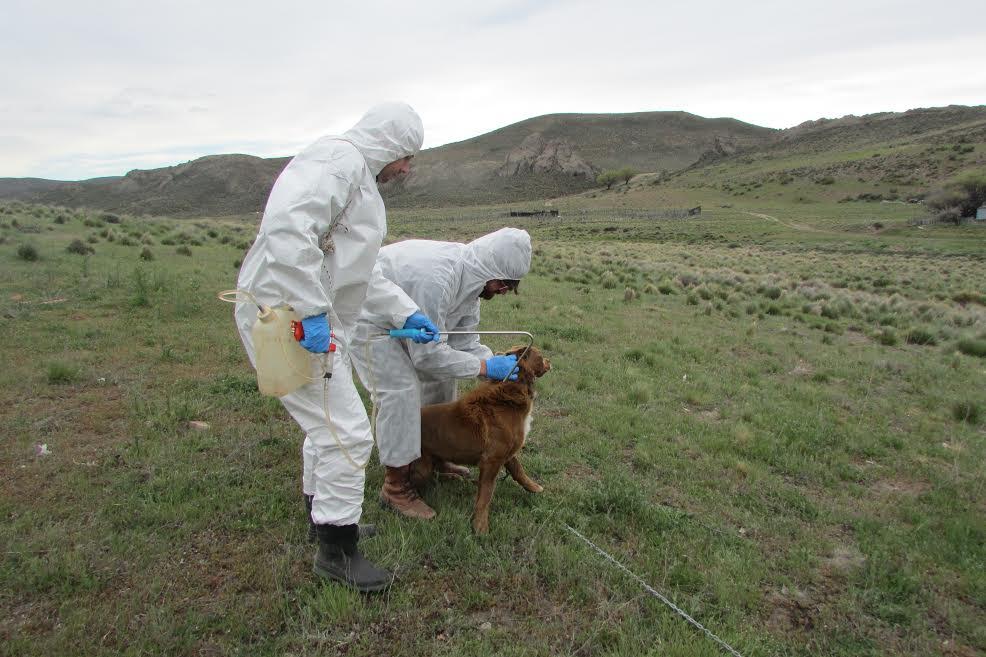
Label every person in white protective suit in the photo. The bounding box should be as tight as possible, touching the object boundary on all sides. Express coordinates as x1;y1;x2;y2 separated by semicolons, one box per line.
233;102;441;593
346;227;532;519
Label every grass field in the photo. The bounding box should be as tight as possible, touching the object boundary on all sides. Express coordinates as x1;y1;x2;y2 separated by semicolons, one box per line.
1;191;984;657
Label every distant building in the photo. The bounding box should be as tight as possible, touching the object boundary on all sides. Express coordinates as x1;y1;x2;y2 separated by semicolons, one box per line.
977;205;986;221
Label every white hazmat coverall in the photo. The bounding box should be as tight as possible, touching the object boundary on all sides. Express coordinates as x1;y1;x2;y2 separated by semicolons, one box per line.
345;228;532;468
235;103;422;526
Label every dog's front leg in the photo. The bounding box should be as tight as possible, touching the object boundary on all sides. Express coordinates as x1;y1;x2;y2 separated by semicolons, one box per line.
472;460;501;534
505;457;543;493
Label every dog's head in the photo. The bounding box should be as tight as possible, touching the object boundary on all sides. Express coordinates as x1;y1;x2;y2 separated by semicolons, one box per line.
504;345;551;384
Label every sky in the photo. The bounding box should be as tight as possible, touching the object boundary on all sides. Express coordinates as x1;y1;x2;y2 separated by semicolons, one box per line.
1;0;984;180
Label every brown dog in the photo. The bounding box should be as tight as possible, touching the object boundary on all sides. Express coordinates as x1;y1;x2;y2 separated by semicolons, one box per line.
412;345;551;534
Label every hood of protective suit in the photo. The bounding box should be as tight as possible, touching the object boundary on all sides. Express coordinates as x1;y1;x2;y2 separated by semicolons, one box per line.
459;227;532;298
342;102;424;177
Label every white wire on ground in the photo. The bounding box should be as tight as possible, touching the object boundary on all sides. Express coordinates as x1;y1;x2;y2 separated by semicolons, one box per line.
563;524;747;657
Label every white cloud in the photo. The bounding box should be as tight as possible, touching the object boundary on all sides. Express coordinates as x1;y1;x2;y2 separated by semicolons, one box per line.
1;0;984;179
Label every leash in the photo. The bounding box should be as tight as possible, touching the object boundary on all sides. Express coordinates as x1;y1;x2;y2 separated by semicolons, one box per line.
564;524;748;657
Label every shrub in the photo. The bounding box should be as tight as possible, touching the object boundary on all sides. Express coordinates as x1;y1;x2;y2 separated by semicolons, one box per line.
678;273;700;288
876;329;898;346
905;328;937;346
952;401;980;424
139;247;155;261
176;245;193;256
596;170;620;190
952;291;986;306
762;286;782;300
47;362;81;384
956;338;986;358
926;171;986;222
17;244;39;261
101;212;122;224
618;166;638;185
65;239;93;255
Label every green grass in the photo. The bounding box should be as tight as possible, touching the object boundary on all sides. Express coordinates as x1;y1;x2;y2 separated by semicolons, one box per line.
1;196;984;656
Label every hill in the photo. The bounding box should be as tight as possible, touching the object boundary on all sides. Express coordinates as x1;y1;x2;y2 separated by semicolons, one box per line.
0;111;774;215
383;111;775;207
1;105;984;215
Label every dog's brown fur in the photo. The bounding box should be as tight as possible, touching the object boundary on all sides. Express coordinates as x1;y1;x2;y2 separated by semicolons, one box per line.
412;345;551;534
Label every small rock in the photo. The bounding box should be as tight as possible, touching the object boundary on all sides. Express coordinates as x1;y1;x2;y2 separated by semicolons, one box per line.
479;622;492;632
188;421;211;432
34;443;50;457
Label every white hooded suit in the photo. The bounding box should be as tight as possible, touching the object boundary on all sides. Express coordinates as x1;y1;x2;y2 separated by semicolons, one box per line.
235;103;422;526
345;228;532;468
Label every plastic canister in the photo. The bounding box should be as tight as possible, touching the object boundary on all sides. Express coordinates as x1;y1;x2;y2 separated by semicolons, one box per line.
251;305;313;396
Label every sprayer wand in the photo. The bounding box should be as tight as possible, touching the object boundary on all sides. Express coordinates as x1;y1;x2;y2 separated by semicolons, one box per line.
388;329;534;382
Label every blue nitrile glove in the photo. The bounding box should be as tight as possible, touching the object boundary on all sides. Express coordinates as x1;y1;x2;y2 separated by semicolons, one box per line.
485;355;519;381
299;314;331;353
401;311;440;344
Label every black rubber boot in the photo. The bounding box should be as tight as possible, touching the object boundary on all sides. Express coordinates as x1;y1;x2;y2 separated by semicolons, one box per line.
305;495;376;542
313;523;393;593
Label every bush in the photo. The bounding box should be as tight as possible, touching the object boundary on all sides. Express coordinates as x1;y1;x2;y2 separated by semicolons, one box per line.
905;328;937;346
956;338;986;358
17;244;39;261
65;239;93;255
176;245;193;256
618;166;638;185
596;170;621;190
47;362;81;385
927;171;986;222
952;401;980;424
876;329;898;346
139;247;155;261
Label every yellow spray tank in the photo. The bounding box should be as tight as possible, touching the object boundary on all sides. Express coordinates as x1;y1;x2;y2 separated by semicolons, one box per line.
251;304;314;396
218;290;317;397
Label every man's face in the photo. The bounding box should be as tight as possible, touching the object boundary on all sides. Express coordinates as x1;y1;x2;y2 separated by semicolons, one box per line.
376;156;412;183
479;279;511;300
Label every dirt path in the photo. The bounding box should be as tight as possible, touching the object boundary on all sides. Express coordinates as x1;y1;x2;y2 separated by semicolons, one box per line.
743;210;830;234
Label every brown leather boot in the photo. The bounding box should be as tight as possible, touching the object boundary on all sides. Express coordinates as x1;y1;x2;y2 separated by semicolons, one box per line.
380;465;436;520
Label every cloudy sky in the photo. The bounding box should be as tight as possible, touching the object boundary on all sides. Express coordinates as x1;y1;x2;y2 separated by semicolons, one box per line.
2;0;984;180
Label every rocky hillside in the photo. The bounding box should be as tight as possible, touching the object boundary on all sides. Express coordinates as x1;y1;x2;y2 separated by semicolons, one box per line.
383;111;775;207
0;111;774;214
672;105;986;203
2;106;983;215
